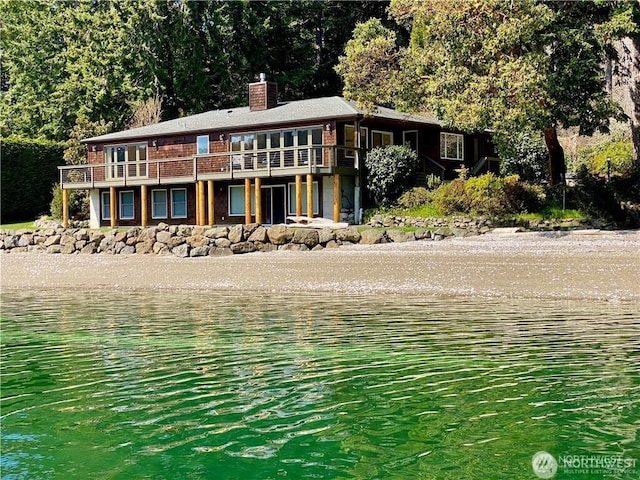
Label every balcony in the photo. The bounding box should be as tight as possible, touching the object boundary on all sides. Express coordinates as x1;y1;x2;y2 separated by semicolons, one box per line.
60;145;359;189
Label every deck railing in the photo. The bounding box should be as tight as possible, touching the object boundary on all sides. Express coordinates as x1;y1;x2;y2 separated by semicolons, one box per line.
60;145;359;188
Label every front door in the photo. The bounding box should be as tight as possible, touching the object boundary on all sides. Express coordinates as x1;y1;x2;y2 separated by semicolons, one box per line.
261;186;286;225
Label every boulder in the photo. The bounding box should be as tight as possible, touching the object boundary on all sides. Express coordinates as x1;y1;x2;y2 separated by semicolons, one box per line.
114;231;127;243
114;241;127;253
317;228;335;245
121;245;136;255
254;242;277;253
230;241;257;254
247;226;268;243
228;224;244;243
186;235;208;247
205;226;229;239
387;230;415;243
414;229;432;240
177;225;193;236
166;236;186;248
190;246;210;257
209;246;233;256
335;227;361;243
136;239;155;254
279;243;309;252
18;234;33;247
43;234;61;247
46;244;62;254
192;226;206;236
172;243;190;258
75;240;87;250
214;238;232;248
80;244;96;254
153;243;170;255
359;229;384;245
292;228;319;248
267;225;293;245
243;223;260;238
156;230;173;244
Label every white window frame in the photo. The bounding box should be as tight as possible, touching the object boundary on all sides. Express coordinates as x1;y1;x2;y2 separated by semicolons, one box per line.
440;132;464;161
105;143;148;179
403;130;419;154
196;135;209;155
119;190;135;220
151;189;168;219
372;130;393;148
171;188;187;219
344;125;368;158
287;181;319;216
101;191;111;220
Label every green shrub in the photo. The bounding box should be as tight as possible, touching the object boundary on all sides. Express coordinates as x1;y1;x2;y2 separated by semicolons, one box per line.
576;137;634;175
497;131;549;183
431;173;544;216
1;135;65;223
396;187;430;209
365;145;419;206
49;184;89;220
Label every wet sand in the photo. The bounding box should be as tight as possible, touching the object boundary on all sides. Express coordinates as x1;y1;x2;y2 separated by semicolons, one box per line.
1;230;639;301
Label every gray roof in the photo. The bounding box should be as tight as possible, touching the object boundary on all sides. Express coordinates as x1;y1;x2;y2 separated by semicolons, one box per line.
82;96;441;143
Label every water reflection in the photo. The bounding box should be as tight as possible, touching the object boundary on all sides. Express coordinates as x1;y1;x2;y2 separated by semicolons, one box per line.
1;290;638;479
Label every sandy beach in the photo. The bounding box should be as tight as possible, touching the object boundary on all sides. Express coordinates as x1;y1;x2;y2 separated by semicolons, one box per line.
1;229;639;301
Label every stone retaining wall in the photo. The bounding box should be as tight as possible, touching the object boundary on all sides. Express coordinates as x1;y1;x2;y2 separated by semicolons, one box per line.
0;222;457;257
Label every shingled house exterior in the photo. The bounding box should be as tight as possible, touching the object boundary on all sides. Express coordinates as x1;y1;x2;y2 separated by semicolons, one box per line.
58;75;497;228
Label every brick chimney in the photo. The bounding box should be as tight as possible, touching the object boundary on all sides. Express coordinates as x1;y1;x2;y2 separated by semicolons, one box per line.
248;73;278;111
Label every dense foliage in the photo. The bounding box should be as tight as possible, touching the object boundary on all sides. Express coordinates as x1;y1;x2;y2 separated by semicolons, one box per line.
365;145;419;206
1;136;65;222
1;0;391;142
575;136;634;175
336;0;639;184
498;132;549;184
430;174;545;216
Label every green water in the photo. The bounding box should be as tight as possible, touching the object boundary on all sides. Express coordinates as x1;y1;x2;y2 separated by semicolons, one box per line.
1;290;638;480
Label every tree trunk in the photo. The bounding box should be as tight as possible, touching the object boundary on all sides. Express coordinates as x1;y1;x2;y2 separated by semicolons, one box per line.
544;126;566;185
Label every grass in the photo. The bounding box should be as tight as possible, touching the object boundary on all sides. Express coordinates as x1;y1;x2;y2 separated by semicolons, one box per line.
515;205;587;222
0;220;38;231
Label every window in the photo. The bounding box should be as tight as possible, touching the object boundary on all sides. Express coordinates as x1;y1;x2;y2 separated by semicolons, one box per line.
171;188;187;218
152;189;167;219
344;125;368;157
403;131;419;154
287;182;319;215
105;143;147;179
228;185;256;216
440;132;464;160
119;191;134;220
101;192;111;220
372;130;393;148
197;135;209;155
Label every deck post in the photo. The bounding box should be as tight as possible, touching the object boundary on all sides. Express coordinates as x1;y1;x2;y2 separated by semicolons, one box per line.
306;174;313;218
295;175;303;217
195;181;201;225
62;188;69;228
197;180;206;226
207;180;215;225
333;173;341;223
244;177;252;224
109;186;117;228
255;177;262;224
140;184;148;227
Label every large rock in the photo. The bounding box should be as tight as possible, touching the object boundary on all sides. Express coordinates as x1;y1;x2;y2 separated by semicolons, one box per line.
279;243;309;252
60;242;77;254
205;226;229;239
136;239;155;254
228;224;244;243
266;225;293;245
214;238;232;248
43;235;61;247
230;241;257;254
46;244;62;254
360;229;385;245
121;245;136;255
335;227;361;243
80;244;96;254
209;246;233;256
247;226;268;243
414;229;432;240
186;234;208;247
172;243;190;258
114;231;127;243
292;228;319;248
18;234;33;247
254;242;277;253
317;228;335;245
166;236;186;248
156;230;173;244
190;246;210;257
243;223;260;238
387;230;415;243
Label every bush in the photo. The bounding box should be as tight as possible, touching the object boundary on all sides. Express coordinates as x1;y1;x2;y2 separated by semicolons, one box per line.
497;132;549;184
575;137;634;176
1;136;65;223
49;184;89;221
396;187;430;209
431;173;544;216
365;145;419;206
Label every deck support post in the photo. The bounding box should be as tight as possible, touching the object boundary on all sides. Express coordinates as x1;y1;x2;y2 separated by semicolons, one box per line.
333;173;341;223
207;180;215;225
244;178;252;224
295;175;303;217
140;184;148;227
197;180;205;226
306;174;313;218
255;177;262;224
110;186;117;228
62;189;69;228
195;181;201;225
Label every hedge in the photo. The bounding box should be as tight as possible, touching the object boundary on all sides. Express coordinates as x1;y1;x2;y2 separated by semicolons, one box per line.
1;136;66;223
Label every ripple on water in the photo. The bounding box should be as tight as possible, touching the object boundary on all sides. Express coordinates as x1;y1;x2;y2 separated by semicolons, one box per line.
1;290;639;479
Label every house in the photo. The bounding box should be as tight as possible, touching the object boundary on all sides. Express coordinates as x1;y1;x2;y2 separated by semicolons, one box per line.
58;74;497;228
